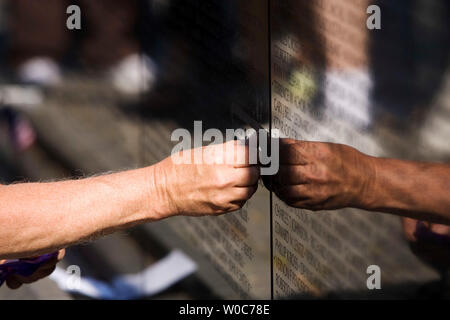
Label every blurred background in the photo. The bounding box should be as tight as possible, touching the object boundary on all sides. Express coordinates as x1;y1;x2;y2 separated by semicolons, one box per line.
0;0;244;300
0;0;449;300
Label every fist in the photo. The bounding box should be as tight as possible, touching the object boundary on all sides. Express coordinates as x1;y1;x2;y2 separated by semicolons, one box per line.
1;249;65;290
264;139;374;211
156;140;260;217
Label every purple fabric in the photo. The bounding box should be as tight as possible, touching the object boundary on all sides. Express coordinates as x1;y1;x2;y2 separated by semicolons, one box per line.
415;221;450;247
0;252;58;287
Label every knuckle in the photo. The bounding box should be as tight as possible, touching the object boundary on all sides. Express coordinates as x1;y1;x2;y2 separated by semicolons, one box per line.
239;168;252;182
216;170;233;188
312;143;330;160
236;188;249;200
309;165;329;184
235;145;249;164
212;193;227;208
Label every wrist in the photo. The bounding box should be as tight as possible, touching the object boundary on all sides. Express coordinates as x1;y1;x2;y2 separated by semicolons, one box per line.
146;160;180;220
352;152;379;210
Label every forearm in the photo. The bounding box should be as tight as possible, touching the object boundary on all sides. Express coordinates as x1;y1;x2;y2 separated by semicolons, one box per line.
0;165;170;259
0;141;258;259
362;157;450;224
271;140;450;223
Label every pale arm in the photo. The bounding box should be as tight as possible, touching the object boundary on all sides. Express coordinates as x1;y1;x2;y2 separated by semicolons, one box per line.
0;141;259;259
0;166;165;259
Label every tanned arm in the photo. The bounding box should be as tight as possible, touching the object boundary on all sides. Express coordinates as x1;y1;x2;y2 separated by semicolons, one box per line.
267;139;450;224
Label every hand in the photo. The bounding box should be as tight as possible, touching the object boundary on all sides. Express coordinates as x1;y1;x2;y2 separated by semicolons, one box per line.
1;249;65;290
402;218;450;270
155;140;260;217
264;139;374;211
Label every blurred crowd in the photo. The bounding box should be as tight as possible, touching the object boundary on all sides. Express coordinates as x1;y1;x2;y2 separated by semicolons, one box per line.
0;0;161;151
0;0;245;150
1;0;156;93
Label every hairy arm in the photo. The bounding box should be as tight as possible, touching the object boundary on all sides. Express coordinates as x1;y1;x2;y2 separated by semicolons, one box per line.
0;141;259;259
0;166;165;259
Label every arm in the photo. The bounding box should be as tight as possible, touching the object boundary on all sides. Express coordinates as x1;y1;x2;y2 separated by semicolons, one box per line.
267;139;450;224
0;141;259;259
0;166;162;259
364;157;450;223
